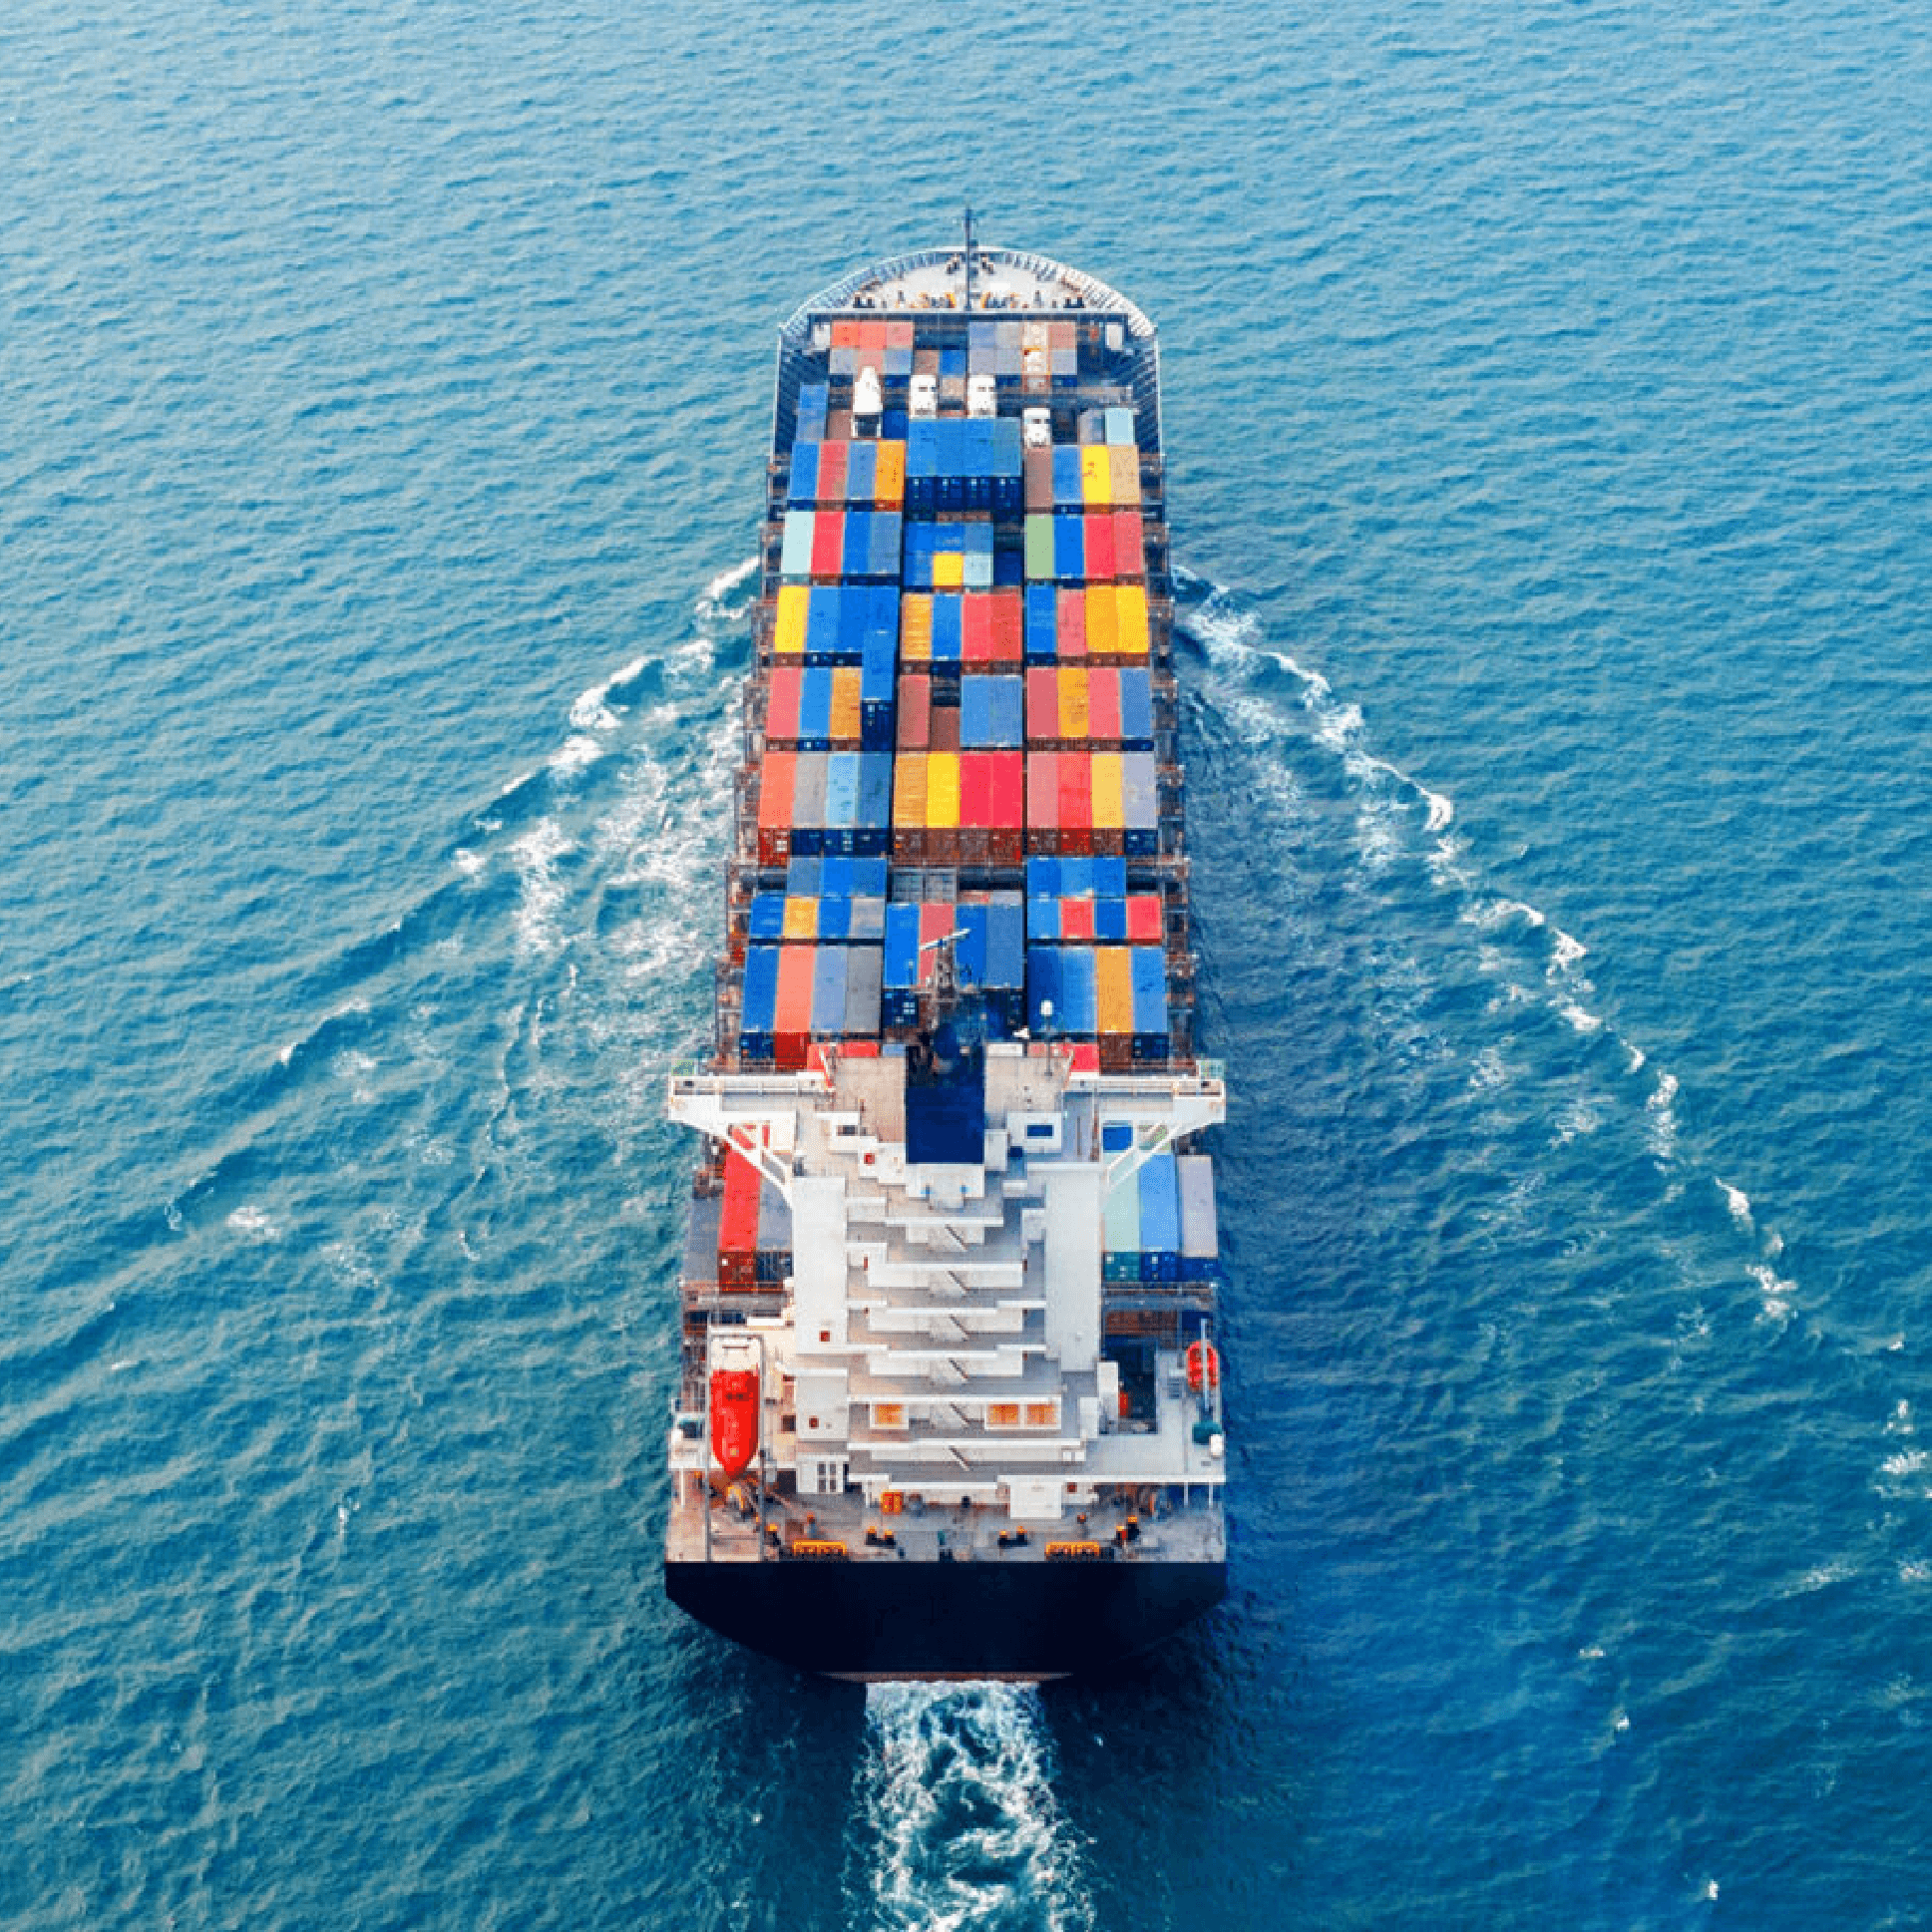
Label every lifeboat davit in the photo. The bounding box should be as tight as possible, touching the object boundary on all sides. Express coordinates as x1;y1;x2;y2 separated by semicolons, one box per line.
709;1365;761;1480
1185;1340;1221;1393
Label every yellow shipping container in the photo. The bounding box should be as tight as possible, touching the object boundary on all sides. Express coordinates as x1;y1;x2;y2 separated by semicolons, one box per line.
1086;583;1119;657
1107;446;1140;507
1095;946;1134;1034
1057;666;1090;743
1081;444;1112;508
926;751;962;830
1091;752;1125;830
893;752;928;828
1114;583;1150;656
932;551;966;589
874;440;906;506
783;896;819;941
900;593;933;663
830;666;862;741
774;583;809;655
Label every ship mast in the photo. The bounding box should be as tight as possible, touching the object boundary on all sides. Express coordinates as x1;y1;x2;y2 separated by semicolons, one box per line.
963;203;975;311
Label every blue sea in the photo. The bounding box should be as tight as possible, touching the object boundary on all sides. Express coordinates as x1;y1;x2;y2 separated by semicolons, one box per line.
5;0;1930;1925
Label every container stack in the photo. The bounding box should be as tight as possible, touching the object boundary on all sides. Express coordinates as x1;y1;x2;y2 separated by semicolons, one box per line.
737;294;1190;1069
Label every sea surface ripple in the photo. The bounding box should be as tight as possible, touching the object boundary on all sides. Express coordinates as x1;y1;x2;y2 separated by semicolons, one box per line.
4;1;1929;1926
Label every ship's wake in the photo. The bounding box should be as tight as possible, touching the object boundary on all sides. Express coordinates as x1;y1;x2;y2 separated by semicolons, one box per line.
847;1684;1093;1932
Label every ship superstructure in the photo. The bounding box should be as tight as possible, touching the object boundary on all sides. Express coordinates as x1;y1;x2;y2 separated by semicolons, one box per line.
664;237;1228;1679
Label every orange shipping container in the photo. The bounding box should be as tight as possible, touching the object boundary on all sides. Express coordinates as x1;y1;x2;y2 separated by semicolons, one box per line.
1086;584;1119;659
893;752;929;829
1091;752;1126;839
829;666;862;742
874;440;906;506
1095;947;1135;1036
1057;666;1090;743
901;593;934;663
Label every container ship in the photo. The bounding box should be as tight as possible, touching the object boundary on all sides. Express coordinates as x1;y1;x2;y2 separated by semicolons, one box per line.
664;233;1229;1679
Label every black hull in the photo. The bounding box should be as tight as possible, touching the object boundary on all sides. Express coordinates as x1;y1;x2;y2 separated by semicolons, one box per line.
666;1557;1225;1680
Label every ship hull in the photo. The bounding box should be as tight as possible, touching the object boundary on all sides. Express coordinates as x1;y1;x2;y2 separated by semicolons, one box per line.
666;1556;1226;1680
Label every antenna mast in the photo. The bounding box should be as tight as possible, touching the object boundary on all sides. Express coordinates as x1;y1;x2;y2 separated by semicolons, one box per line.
963;204;975;311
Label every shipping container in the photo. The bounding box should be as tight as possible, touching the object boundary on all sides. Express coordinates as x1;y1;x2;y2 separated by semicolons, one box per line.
740;945;780;1058
829;665;862;743
1118;665;1154;745
1177;1155;1218;1278
781;510;816;579
818;440;849;505
1107;444;1139;507
1057;747;1092;854
963;674;1024;749
1138;1152;1182;1281
897;672;932;751
810;509;844;578
900;592;933;663
1111;509;1145;578
1130;945;1170;1061
791;751;829;854
797;664;833;747
1095;946;1134;1036
1057;666;1090;743
811;945;850;1035
720;1148;763;1288
1086;664;1121;744
1026;750;1059;853
1052;514;1084;580
1126;892;1163;943
1085;582;1118;658
1091;752;1125;852
773;582;809;656
844;944;884;1036
1055;587;1087;659
757;750;798;865
1115;582;1151;656
1103;1157;1142;1283
1024;582;1057;660
1122;751;1158;855
1084;512;1115;581
929;699;961;754
774;943;816;1065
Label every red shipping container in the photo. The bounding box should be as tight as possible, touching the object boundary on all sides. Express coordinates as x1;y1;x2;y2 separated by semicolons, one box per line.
811;510;844;578
1111;509;1144;577
1061;897;1095;942
1027;751;1060;852
961;751;993;829
897;672;932;750
988;750;1024;863
774;944;816;1067
757;751;797;866
1083;513;1115;581
1087;665;1122;744
817;440;848;506
719;1150;762;1288
1127;893;1164;943
930;703;962;754
1026;667;1057;744
1023;448;1053;513
962;592;995;665
831;319;858;349
768;665;804;743
1055;587;1087;660
990;589;1022;664
1058;753;1092;854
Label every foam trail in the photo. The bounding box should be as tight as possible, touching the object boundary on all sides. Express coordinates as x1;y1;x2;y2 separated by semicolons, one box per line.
696;552;759;623
852;1684;1092;1932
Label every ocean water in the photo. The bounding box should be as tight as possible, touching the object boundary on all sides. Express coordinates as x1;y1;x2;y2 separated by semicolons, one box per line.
4;0;1930;1925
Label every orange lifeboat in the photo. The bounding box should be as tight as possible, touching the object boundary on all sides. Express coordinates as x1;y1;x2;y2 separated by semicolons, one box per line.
1185;1340;1221;1393
709;1366;761;1479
